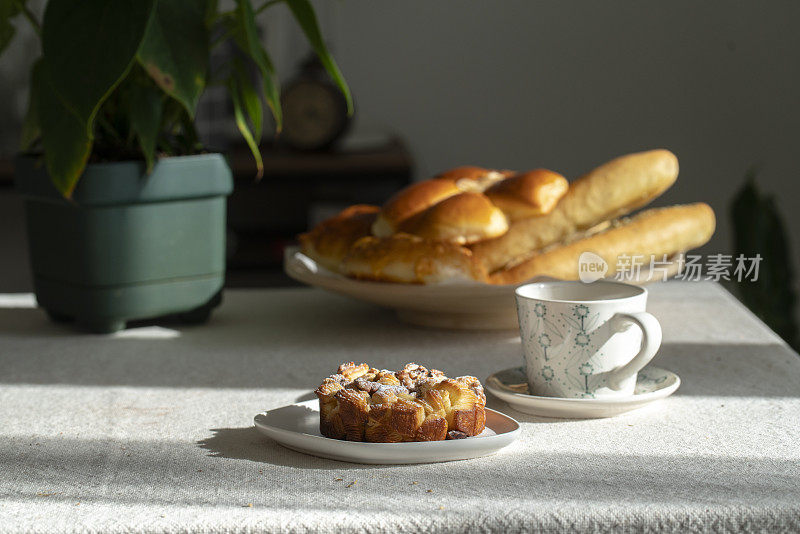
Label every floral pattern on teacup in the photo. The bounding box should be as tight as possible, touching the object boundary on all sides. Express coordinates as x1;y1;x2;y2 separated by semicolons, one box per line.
521;300;632;398
541;366;554;382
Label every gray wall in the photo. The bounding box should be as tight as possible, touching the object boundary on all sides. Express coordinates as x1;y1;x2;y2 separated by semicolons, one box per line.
317;1;800;267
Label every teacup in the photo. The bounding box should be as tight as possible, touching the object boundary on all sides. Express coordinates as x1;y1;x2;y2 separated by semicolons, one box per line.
514;281;662;399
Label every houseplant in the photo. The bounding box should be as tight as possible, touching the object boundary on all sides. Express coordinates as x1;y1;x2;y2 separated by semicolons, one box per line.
730;170;799;351
1;0;351;333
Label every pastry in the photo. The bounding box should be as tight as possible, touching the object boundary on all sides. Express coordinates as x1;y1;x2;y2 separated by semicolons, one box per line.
396;191;509;244
371;179;463;238
484;169;569;221
471;149;680;272
315;362;486;442
433;165;512;183
489;203;716;284
371;166;566;243
341;233;488;283
294;149;714;288
298;205;379;272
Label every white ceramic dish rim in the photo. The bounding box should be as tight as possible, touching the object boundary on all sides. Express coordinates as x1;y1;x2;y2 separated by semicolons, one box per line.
254;399;522;450
283;246;521;291
486;366;680;406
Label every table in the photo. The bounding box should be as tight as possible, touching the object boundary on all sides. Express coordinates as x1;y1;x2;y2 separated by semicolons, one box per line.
1;282;799;532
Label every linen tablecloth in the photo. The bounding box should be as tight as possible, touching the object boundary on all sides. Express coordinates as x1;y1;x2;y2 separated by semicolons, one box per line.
1;281;799;532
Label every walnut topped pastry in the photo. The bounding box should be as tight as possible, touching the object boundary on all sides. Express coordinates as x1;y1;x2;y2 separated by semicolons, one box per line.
315;362;486;442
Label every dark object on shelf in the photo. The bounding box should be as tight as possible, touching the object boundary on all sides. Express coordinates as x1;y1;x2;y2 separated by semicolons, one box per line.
225;137;413;287
730;168;799;351
16;154;232;333
280;55;351;151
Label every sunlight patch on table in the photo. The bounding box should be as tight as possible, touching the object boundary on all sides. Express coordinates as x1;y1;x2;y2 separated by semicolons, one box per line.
0;293;37;308
112;326;181;340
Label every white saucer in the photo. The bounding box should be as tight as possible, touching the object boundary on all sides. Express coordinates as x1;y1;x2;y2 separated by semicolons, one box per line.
485;366;680;419
254;399;521;464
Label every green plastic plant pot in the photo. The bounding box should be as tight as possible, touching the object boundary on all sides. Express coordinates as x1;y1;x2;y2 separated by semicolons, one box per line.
15;154;233;333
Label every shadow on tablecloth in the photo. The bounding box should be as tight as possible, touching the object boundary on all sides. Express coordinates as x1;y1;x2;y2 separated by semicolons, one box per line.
197;399;585;470
198;426;407;470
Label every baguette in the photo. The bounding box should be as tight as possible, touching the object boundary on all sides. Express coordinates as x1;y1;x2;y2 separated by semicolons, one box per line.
471;150;679;272
488;203;716;285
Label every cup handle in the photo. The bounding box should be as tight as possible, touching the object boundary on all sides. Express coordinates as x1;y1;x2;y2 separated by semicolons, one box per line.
608;311;662;389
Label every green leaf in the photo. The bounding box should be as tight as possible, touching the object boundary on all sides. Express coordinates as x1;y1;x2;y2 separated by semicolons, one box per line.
285;0;352;114
137;0;209;115
231;0;282;129
19;58;40;151
229;77;263;179
128;79;164;172
41;0;155;135
0;1;20;53
34;61;92;198
233;62;263;141
259;58;282;131
205;0;220;25
731;170;799;350
233;0;272;75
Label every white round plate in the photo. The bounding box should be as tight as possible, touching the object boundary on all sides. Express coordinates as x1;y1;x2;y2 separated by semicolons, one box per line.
284;247;683;330
253;399;521;464
284;247;521;329
485;366;680;419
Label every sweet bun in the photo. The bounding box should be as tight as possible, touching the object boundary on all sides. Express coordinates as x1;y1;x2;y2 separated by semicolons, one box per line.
298;205;379;272
341;233;488;283
433;166;499;181
489;203;715;284
373;166;569;245
484;169;569;221
472;150;680;272
435;166;513;192
397;191;509;244
371;179;461;238
371;166;514;238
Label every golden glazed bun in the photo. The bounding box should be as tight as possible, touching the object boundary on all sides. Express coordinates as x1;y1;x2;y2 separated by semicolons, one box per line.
397;192;509;244
436;166;514;193
433;165;507;182
372;166;566;244
341;233;488;283
484;169;569;221
315;362;486;442
371;179;462;238
489;203;716;284
471;149;680;272
298;205;380;272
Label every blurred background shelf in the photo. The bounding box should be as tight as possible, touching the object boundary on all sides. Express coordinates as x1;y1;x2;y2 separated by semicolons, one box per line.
225;137;412;287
